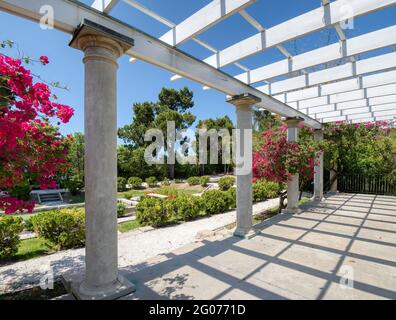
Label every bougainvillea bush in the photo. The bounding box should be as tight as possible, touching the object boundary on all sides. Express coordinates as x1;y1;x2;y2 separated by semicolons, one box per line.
0;42;74;214
252;120;395;201
253;124;319;184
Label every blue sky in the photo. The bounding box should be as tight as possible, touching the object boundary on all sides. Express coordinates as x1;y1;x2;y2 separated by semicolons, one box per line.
1;0;395;141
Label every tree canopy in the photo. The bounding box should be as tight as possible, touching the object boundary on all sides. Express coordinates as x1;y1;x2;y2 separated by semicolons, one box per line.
117;87;196;179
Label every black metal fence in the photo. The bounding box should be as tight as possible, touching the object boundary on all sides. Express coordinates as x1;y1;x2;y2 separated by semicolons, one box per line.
339;174;396;196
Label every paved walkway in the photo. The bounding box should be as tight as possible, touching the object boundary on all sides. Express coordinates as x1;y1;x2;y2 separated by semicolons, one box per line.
0;198;278;294
119;193;396;300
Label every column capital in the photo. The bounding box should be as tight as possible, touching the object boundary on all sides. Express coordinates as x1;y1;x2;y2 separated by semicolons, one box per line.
69;19;133;58
226;93;261;108
284;116;304;128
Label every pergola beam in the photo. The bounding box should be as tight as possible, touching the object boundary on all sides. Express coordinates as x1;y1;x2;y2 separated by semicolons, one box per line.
122;0;250;82
290;83;396;111
203;0;396;68
257;51;396;95
300;99;396;118
274;69;396;103
314;104;396;119
236;25;396;85
0;0;321;129
122;0;174;28
320;114;395;123
239;9;293;59
91;0;119;13
160;0;256;46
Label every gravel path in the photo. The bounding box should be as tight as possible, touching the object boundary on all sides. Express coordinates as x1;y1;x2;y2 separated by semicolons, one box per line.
0;198;278;294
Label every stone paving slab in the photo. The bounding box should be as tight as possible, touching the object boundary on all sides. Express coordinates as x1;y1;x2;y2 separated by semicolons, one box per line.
120;193;396;300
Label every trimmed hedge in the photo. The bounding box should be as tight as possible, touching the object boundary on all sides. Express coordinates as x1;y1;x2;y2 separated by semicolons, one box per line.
31;208;85;250
146;176;158;187
187;176;200;186
157;186;178;197
117;177;127;192
199;176;210;187
218;176;235;191
0;215;24;259
202;190;230;215
128;177;143;189
136;197;167;227
171;195;203;221
253;180;280;202
225;187;236;209
117;203;127;218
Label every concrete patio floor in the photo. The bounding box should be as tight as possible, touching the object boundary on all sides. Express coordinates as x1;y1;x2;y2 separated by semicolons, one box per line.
119;193;396;300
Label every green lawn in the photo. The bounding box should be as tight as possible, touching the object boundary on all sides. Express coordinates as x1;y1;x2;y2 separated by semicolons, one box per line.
117;190;146;199
3;237;51;263
117;220;141;233
177;188;205;195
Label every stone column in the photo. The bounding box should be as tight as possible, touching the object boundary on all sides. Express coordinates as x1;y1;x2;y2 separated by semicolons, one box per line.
283;117;304;214
67;22;135;300
227;93;261;239
313;129;324;201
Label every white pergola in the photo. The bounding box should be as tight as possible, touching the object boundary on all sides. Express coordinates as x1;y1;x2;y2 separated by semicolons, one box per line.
1;0;395;299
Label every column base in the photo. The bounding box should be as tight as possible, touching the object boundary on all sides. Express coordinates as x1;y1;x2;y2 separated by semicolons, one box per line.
233;227;258;239
62;273;135;300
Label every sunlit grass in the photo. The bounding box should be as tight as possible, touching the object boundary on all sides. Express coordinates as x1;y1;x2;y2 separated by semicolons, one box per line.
117;220;141;233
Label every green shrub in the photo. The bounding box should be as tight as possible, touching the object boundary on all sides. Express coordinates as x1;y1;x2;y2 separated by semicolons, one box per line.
162;178;171;186
218;176;235;191
146;176;158;187
117;177;127;192
171;195;203;221
253;180;280;202
264;181;280;198
174;179;183;184
136;197;168;227
66;175;84;195
0;215;24;259
31;208;85;250
24;218;34;232
157;186;179;197
225;187;237;209
127;177;143;189
202;190;229;215
199;176;210;187
117;203;127;218
187;176;200;186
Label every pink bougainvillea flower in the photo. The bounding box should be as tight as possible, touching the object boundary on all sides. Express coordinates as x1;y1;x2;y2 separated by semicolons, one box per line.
0;53;74;214
39;55;49;65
